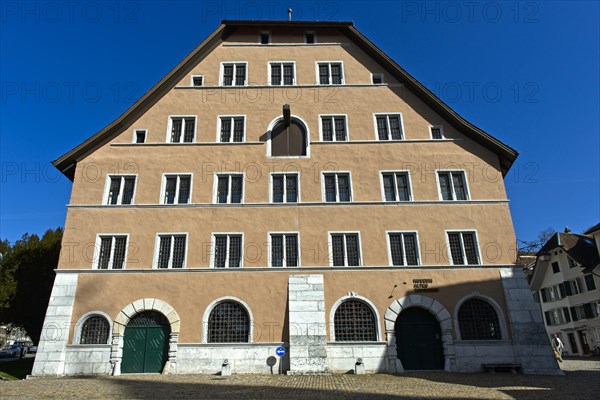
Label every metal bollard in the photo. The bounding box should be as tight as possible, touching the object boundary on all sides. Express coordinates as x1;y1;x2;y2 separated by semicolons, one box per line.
221;359;231;376
355;358;365;375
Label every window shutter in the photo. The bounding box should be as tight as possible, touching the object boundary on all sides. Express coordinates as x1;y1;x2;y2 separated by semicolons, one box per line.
558;283;566;298
570;306;578;321
564;281;573;296
584;303;594;319
563;308;571;323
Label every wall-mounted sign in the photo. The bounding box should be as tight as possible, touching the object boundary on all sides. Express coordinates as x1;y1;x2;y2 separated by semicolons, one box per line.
413;278;438;292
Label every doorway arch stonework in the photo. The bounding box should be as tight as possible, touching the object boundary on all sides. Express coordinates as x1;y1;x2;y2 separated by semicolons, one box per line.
384;295;456;372
111;298;180;375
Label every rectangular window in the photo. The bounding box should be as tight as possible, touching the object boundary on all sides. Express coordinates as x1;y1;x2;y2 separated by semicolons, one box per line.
381;172;411;201
430;125;444;139
323;173;351;202
305;31;315;44
270;62;295;85
317;62;343;85
219;116;245;142
156;234;186;269
135;130;146;143
221;62;247;86
271;173;298;203
540;288;548;303
438;171;469;200
447;231;480;265
213;234;242;268
552;262;560;273
320;115;347;141
270;233;299;267
191;75;204;87
388;232;419;266
585;274;597;291
330;233;361;266
562;307;571;323
169;117;195;143
162;175;191;204
375;114;403;140
96;235;127;269
216;175;243;204
372;73;384;84
106;175;136;205
260;31;270;44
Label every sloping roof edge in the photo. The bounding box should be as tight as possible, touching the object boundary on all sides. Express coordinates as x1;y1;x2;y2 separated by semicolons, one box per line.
53;20;518;180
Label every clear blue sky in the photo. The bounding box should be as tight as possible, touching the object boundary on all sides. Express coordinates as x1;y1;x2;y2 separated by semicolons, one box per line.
1;1;599;245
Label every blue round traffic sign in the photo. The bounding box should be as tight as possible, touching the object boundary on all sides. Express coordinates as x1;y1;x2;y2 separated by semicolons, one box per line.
275;346;285;357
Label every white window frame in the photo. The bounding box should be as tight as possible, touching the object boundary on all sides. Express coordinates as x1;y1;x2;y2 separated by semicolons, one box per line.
379;170;413;202
191;75;204;87
321;171;353;202
269;172;300;203
436;169;470;201
160;173;193;205
328;231;363;267
153;232;188;269
371;73;384;84
430;125;445;139
219;62;248;86
92;234;130;270
268;61;296;86
315;61;345;85
216;115;246;143
386;230;421;266
73;311;113;345
373;113;405;141
445;229;481;266
268;231;301;268
318;114;349;141
259;31;271;44
304;31;317;44
210;232;245;269
103;174;137;205
213;173;245;204
133;129;147;144
166;115;197;143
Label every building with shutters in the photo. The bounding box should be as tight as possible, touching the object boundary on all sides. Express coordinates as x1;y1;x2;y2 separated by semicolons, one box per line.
528;225;600;356
32;20;561;376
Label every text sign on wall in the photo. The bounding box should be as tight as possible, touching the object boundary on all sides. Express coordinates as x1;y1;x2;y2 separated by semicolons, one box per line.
413;278;438;292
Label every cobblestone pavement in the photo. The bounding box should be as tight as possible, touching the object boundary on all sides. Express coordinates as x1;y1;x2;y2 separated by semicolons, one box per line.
1;358;598;400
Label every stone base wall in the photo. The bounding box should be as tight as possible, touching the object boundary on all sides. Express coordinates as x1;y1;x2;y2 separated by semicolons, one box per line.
453;341;516;372
326;343;388;373
177;343;287;374
64;345;112;375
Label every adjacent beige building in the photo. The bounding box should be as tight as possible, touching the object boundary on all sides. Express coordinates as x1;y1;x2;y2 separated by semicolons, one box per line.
33;20;560;376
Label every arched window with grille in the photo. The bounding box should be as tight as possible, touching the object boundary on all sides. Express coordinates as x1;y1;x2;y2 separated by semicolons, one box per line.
207;301;250;343
333;299;377;341
458;299;501;340
80;315;111;344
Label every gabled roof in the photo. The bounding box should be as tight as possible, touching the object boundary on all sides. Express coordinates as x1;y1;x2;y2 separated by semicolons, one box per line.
530;232;600;289
53;20;519;180
584;222;600;235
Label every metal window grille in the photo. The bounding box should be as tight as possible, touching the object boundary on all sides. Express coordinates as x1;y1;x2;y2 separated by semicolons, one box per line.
271;234;298;267
214;236;228;268
228;236;241;268
171;118;182;142
322;117;333;141
330;63;342;84
382;174;396;201
286;175;298;202
332;234;360;266
171;236;186;268
345;234;360;266
438;172;453;200
183;118;195;142
122;177;135;204
80;316;110;344
220;118;231;142
157;236;172;269
272;176;284;202
376;116;388;140
334;117;346;141
324;175;337;202
389;234;404;266
431;127;442;139
331;235;345;266
234;65;246;86
458;299;501;340
233;118;244;142
403;234;418;265
285;235;298;267
217;176;229;203
230;176;243;203
462;233;479;264
112;237;126;269
334;300;377;341
128;311;169;327
448;233;465;265
283;64;294;85
208;301;250;343
318;63;329;84
389;116;402;139
271;235;284;267
223;65;234;86
271;64;281;85
452;172;467;200
178;177;191;204
337;175;351;202
396;174;410;201
98;237;113;269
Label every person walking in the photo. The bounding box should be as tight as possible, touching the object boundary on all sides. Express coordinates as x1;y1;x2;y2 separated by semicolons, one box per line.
552;334;564;362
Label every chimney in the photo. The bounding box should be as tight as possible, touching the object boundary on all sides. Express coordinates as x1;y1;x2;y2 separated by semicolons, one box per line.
288;9;292;21
564;226;571;233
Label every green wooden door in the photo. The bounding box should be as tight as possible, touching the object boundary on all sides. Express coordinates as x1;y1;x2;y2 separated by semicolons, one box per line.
395;307;444;370
121;311;170;374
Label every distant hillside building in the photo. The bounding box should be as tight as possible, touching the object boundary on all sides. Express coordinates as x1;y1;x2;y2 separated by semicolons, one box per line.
528;225;600;355
33;20;560;376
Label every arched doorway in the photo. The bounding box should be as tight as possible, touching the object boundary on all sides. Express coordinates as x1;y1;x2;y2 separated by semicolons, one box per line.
121;311;171;373
270;119;307;156
395;307;444;370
